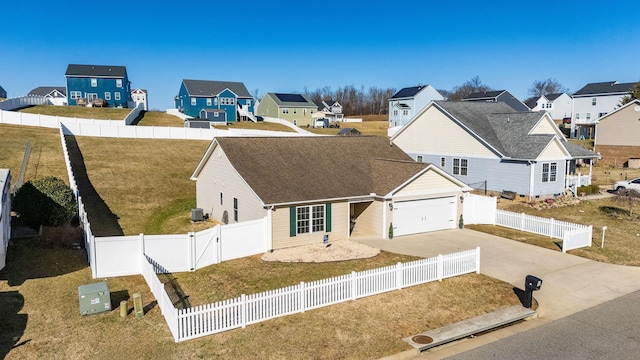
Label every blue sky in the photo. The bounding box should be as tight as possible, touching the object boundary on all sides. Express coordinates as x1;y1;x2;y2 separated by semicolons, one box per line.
1;0;638;110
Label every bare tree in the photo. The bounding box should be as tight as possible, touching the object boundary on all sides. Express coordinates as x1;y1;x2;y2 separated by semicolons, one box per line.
620;81;640;106
448;76;492;101
613;188;640;217
528;78;569;98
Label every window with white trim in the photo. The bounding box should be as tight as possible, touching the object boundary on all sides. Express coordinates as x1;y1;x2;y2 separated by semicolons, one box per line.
453;158;468;176
440;157;446;167
293;108;297;114
592;98;597;106
393;110;398;116
116;79;123;88
104;92;111;100
206;98;212;106
296;205;324;234
70;91;82;99
91;78;97;87
417;155;423;162
191;97;196;106
283;108;289;114
402;110;409;116
114;92;121;101
542;162;557;182
586;113;591;121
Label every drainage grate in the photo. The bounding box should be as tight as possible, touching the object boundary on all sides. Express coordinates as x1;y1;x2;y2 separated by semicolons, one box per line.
411;335;433;344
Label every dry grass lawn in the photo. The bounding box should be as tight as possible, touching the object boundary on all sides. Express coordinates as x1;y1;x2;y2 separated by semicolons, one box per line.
0;235;519;360
135;111;185;127
212;121;295;132
19;105;131;120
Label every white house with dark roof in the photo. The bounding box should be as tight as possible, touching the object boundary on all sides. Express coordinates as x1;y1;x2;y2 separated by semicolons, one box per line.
462;90;530;112
190;136;471;248
388;85;444;128
257;93;318;127
525;93;572;120
28;86;67;106
391;101;597;199
571;81;639;139
131;88;148;110
317;100;344;121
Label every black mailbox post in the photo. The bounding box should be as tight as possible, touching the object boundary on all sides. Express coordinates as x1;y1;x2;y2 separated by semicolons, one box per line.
524;275;542;308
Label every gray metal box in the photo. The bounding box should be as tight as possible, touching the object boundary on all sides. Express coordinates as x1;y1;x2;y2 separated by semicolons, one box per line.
78;281;111;316
191;208;203;221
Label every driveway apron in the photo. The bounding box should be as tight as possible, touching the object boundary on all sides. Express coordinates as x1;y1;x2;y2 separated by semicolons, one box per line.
357;229;640;320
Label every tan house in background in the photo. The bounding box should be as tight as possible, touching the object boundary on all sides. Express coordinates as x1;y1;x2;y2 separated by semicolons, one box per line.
594;99;640;166
256;93;317;127
190;136;471;250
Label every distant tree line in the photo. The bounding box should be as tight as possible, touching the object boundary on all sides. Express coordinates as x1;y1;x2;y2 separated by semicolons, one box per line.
304;85;396;116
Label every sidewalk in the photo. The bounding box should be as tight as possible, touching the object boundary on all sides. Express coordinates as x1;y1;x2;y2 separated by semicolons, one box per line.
357;229;640;359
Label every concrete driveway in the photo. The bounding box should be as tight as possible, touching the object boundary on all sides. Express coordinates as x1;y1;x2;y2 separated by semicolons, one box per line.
357;229;640;321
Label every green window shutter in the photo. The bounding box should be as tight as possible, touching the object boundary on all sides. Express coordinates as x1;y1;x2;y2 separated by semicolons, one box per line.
325;203;332;232
290;206;296;237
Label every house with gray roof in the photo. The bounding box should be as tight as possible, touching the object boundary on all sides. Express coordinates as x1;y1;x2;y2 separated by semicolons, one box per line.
174;79;254;121
65;64;132;107
525;93;572;120
462;90;530;112
190;136;471;248
388;85;444;128
571;81;639;139
391;101;597;199
28;86;67;106
256;93;318;127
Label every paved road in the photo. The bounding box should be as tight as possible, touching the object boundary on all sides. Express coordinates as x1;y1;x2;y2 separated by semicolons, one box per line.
445;290;640;359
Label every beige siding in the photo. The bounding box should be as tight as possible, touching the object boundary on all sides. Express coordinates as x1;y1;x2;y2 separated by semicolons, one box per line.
597;104;640;146
530;116;559;135
537;140;568;160
272;201;349;249
196;144;266;223
353;201;383;237
393;106;497;158
395;169;465;197
256;95;279;118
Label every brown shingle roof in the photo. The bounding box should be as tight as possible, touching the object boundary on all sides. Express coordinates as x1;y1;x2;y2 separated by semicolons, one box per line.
214;136;428;205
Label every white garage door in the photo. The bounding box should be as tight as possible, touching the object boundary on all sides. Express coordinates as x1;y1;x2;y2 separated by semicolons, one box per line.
393;196;457;236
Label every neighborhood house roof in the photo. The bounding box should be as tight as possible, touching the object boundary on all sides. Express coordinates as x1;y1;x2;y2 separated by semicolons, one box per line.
524;98;538;109
28;86;66;97
267;93;317;107
200;136;430;205
0;85;6;97
390;85;428;99
463;90;505;100
545;93;563;101
573;81;637;96
65;64;127;78
433;101;580;160
183;79;252;98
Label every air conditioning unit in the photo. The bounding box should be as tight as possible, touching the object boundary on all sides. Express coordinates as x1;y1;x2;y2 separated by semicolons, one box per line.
191;208;204;222
78;282;111;316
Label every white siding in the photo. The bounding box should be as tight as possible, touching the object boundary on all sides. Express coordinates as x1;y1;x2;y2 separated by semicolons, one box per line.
549;94;572;120
393;106;498;158
572;94;626;134
195;144;266;223
388;86;444;127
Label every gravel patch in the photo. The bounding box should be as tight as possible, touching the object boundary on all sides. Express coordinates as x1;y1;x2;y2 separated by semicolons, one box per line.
261;240;381;262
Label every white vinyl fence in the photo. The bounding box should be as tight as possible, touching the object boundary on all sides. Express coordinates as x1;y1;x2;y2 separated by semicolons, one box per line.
0;95;48;110
175;247;480;342
0;170;11;271
124;102;145;125
463;193;496;225
495;209;592;252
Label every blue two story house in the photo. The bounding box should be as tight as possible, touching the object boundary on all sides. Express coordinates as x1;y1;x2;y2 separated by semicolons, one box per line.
65;64;132;107
174;79;254;121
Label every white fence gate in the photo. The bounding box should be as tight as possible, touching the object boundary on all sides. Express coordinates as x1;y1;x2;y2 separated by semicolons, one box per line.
463;193;496;225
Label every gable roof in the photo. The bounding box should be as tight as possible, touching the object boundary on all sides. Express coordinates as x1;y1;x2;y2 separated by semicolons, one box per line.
463;90;505;100
573;81;638;96
65;64;127;78
182;79;251;98
545;93;564;101
395;101;579;160
265;93;317;108
390;85;429;99
193;136;436;205
524;97;538;109
28;86;66;97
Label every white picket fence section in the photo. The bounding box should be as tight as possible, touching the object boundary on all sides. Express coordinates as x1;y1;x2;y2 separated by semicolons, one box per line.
495;209;592;252
175;247;480;342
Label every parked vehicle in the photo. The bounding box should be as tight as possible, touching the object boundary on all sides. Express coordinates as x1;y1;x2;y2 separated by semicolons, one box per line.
562;117;571;124
614;178;640;192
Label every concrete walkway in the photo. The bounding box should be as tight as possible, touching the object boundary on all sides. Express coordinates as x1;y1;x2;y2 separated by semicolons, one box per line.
356;229;640;359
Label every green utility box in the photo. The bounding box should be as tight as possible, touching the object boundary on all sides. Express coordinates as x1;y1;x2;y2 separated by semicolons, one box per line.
78;282;111;316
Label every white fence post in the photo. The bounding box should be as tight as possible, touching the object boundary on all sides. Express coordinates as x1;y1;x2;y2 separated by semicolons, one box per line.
350;271;357;300
396;262;403;290
437;254;444;281
520;212;525;231
299;281;306;313
139;233;145;255
549;218;555;238
476;247;481;274
241;294;247;329
188;232;196;270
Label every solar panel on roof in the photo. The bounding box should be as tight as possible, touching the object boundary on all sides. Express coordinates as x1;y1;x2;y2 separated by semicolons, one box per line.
275;93;307;102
